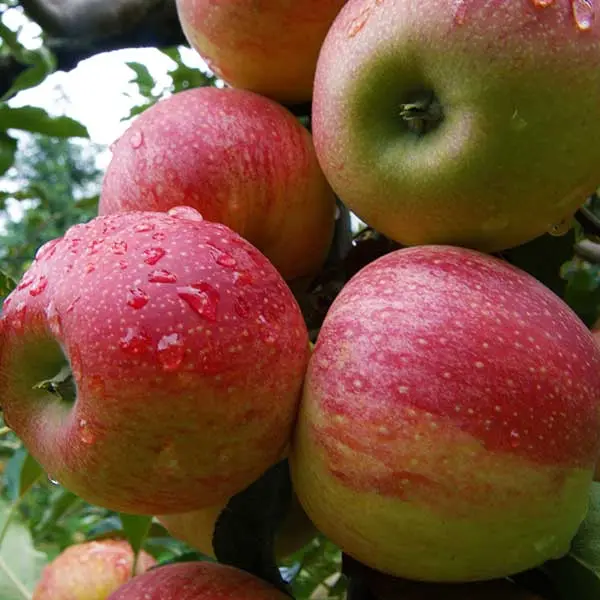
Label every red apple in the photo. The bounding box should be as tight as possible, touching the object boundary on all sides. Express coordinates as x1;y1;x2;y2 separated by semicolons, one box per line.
0;208;309;514
175;0;348;103
33;539;156;600
312;0;600;252
99;87;336;281
290;245;600;582
107;561;289;599
157;488;318;560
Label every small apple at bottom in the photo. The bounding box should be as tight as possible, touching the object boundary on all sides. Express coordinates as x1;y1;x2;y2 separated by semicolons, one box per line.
157;488;318;560
291;245;600;582
0;208;309;515
175;0;347;104
33;540;156;600
107;561;290;600
100;87;336;281
312;0;600;252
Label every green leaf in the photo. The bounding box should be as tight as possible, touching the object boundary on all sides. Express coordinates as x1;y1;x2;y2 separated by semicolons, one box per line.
213;459;293;595
0;271;16;305
19;453;43;498
0;496;48;599
126;61;155;97
119;513;152;557
541;482;600;599
0;106;88;138
1;48;56;101
0;133;17;176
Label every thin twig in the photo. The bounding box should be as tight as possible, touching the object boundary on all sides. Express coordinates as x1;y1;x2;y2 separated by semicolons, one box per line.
0;555;33;600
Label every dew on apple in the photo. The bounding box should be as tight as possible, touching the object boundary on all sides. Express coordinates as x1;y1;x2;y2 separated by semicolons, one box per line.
167;206;205;222
29;275;48;297
531;0;554;7
17;271;36;291
126;287;150;309
134;222;155;233
45;302;63;337
152;231;166;241
148;269;177;283
129;130;144;149
48;476;60;486
35;238;60;261
572;0;595;30
177;283;220;321
157;333;185;371
111;240;128;255
87;238;105;255
119;327;153;355
142;247;166;265
234;295;251;318
215;252;237;269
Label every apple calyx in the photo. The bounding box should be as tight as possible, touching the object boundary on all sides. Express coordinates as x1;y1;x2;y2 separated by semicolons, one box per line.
399;92;443;136
32;364;76;404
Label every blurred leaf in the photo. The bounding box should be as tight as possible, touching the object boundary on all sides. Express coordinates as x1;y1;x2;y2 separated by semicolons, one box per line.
4;448;30;502
32;488;80;537
0;133;17;176
162;47;215;93
561;261;600;327
0;496;48;599
542;483;600;599
0;271;16;304
0;106;88;138
157;550;213;567
18;453;43;498
1;48;56;101
213;459;293;594
498;230;576;298
119;513;152;557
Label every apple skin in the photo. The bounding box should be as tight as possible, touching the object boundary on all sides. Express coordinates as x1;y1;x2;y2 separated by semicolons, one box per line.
107;561;289;600
175;0;347;104
33;539;156;600
290;245;600;582
312;0;600;252
99;87;335;282
157;488;318;560
0;208;309;515
592;324;600;482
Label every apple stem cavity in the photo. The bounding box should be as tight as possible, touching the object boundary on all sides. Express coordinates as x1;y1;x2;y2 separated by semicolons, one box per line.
33;364;76;404
399;92;443;136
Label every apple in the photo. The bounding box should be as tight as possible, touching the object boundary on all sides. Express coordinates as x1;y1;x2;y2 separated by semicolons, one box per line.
290;245;600;582
107;561;289;599
312;0;600;252
99;87;336;281
0;208;309;515
33;539;156;600
175;0;347;104
157;488;318;560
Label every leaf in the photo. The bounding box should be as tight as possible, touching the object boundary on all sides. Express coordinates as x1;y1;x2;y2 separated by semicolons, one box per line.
212;459;293;595
33;488;80;537
0;133;17;177
0;106;88;138
3;448;41;502
19;453;43;498
0;496;48;599
119;513;152;564
0;271;16;305
541;482;600;599
1;48;56;102
126;61;156;98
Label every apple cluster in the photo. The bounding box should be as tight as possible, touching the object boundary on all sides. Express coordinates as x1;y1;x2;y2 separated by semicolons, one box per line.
4;0;600;598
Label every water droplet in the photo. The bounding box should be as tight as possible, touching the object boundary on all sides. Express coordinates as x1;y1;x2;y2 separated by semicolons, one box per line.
509;430;521;448
119;328;153;355
87;238;105;255
572;0;594;29
233;271;253;286
134;222;155;233
29;275;48;296
17;271;36;291
35;238;60;261
48;476;60;486
152;232;166;241
118;261;128;270
216;252;237;269
127;288;150;309
78;418;96;445
177;283;220;321
143;247;166;265
167;206;204;222
548;217;572;236
532;0;554;6
66;296;80;314
45;301;63;337
453;0;469;24
157;333;185;371
148;269;177;284
130;130;144;149
111;240;128;255
13;302;27;328
2;296;12;311
348;6;372;36
85;263;96;274
235;296;251;318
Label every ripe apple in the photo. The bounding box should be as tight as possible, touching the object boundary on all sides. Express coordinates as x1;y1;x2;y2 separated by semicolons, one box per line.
157;488;318;559
0;208;309;514
33;539;156;600
107;561;289;599
99;87;336;281
175;1;347;104
312;0;600;252
290;245;600;582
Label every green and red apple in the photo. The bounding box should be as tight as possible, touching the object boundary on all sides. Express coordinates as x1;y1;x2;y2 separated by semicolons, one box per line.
33;539;155;600
0;208;309;515
290;245;600;582
100;87;335;281
175;0;347;103
107;561;289;599
312;0;600;252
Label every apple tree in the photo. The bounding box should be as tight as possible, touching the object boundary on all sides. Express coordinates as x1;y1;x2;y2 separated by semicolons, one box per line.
2;1;600;600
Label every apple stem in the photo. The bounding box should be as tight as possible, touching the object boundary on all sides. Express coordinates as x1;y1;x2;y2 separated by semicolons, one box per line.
32;364;76;404
399;93;443;135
